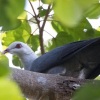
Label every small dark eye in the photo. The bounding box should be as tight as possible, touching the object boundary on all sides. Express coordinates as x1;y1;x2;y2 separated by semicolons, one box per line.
15;44;22;49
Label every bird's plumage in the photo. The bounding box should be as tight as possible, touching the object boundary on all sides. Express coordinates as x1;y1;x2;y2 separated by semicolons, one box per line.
30;38;100;79
3;38;100;79
2;41;37;70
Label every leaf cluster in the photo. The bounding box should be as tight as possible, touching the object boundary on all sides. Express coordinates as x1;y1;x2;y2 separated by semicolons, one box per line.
0;0;100;99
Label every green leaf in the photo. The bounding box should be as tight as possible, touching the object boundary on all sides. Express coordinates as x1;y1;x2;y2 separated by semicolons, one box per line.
54;0;82;27
38;6;49;17
47;32;73;51
18;11;27;19
51;21;64;33
95;75;100;80
3;20;31;46
0;0;25;31
49;18;97;51
0;53;10;77
93;29;100;38
12;56;22;68
42;0;99;27
73;82;100;100
85;3;100;18
41;0;53;4
52;18;95;40
76;0;98;10
39;9;47;17
2;20;21;31
0;78;24;100
67;18;95;40
27;35;39;52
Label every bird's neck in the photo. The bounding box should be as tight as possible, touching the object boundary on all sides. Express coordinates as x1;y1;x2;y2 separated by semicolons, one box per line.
19;52;38;70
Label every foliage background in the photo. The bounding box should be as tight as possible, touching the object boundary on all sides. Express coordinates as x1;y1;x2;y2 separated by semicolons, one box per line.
0;0;100;99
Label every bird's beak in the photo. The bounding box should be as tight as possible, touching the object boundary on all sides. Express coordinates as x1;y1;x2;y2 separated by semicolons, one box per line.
2;49;10;54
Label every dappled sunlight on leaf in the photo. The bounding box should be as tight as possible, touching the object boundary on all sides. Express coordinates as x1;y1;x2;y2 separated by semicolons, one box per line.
3;20;31;46
95;75;100;80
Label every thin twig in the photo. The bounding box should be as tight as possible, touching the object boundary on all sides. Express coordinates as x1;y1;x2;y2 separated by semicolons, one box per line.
24;10;34;17
44;30;54;38
28;0;40;29
32;28;38;35
41;4;51;33
39;19;59;22
39;4;51;54
18;18;37;24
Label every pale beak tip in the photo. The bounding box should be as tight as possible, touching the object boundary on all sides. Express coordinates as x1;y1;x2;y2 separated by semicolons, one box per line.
1;51;6;54
1;49;9;54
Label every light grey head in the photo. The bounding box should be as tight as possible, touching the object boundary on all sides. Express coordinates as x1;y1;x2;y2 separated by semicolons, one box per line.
2;41;33;56
2;41;37;70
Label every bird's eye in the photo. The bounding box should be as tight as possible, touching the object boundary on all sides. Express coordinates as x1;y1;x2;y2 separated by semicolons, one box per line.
15;44;22;49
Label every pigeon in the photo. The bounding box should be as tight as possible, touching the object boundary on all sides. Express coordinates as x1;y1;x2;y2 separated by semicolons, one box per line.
2;37;100;79
2;42;38;70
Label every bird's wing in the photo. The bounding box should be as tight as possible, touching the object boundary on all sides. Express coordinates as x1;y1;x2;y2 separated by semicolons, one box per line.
86;64;100;79
30;38;100;74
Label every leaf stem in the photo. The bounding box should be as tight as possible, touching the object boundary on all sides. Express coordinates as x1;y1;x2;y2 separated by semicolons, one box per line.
44;30;54;38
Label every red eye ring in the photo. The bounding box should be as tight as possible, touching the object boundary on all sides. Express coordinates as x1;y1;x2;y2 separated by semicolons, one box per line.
15;44;22;49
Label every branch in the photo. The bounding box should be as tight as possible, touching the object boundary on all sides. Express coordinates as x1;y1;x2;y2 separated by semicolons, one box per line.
39;4;51;54
10;68;100;100
41;4;51;33
28;1;51;55
28;0;40;29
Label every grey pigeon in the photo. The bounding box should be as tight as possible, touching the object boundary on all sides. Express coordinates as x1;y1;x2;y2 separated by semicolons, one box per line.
2;38;100;79
2;42;38;70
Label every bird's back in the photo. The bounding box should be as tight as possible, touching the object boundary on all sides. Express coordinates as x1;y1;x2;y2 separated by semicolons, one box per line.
30;37;100;79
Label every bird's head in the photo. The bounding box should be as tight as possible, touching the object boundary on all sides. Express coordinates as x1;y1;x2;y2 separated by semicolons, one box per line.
2;42;34;56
